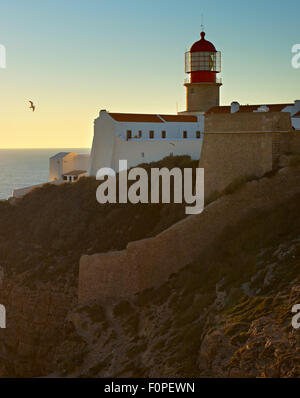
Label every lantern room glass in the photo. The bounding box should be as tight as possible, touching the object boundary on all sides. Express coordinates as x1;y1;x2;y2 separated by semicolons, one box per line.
185;51;221;73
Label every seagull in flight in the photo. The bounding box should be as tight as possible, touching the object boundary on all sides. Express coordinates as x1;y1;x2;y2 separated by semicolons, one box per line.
29;101;36;112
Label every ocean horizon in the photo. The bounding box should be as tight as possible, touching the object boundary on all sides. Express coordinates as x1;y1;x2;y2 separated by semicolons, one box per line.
0;148;90;200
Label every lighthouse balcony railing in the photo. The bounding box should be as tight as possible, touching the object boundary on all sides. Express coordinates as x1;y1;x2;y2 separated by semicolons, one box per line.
184;77;222;84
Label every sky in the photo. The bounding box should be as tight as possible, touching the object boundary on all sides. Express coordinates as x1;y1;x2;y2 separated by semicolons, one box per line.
0;0;299;148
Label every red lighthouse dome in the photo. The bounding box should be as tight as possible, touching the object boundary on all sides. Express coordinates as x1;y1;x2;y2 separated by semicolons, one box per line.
185;31;221;83
190;32;216;53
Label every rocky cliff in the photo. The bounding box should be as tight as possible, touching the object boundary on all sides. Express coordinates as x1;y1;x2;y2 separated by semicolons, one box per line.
0;156;300;377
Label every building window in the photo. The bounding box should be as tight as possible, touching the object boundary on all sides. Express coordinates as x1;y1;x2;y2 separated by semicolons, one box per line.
149;130;154;139
141;152;144;158
138;130;142;138
196;131;201;139
183;131;188;139
126;130;132;140
162;130;166;139
170;152;174;157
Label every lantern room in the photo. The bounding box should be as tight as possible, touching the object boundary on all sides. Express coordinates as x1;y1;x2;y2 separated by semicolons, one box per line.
185;32;221;83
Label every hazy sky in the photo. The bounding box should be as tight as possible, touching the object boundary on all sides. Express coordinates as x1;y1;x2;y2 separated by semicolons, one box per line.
0;0;299;148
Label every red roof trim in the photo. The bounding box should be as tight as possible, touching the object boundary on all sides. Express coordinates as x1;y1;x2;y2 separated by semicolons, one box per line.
108;113;198;123
109;113;163;123
159;114;198;123
294;110;300;117
206;104;294;115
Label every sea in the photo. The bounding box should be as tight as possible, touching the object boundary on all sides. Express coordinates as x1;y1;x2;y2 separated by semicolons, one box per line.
0;148;90;200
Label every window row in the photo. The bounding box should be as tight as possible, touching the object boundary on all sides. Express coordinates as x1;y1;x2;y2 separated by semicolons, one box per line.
126;130;201;140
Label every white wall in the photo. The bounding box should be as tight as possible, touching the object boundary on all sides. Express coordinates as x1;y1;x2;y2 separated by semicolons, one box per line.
13;180;61;198
113;137;203;170
62;154;76;174
13;183;46;198
116;117;204;141
49;156;66;182
49;152;77;181
74;154;90;171
88;111;116;176
49;157;60;181
88;111;205;175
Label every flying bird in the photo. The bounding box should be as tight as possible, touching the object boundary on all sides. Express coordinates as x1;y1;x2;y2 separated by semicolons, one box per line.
29;101;35;112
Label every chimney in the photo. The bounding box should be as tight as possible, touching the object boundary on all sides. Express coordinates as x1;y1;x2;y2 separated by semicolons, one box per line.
99;109;108;117
294;100;300;109
256;105;270;113
231;101;240;114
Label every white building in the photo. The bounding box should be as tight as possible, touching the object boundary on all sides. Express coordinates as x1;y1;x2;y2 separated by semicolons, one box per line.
49;152;90;182
88;111;204;176
12;151;90;198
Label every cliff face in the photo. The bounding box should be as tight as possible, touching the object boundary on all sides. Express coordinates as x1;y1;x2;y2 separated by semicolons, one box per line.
62;182;300;378
0;159;300;377
0;276;76;377
0;156;196;377
49;221;300;378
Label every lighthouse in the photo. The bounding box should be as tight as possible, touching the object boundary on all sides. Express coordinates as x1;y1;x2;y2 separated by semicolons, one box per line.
184;31;222;113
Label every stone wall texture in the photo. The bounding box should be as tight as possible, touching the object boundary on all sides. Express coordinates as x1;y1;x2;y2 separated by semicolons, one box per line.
79;166;300;304
204;111;292;133
78;111;300;304
200;112;296;200
199;132;273;200
289;133;300;153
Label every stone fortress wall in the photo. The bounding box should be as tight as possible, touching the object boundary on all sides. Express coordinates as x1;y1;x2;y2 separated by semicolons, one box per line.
200;112;294;200
78;111;300;304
